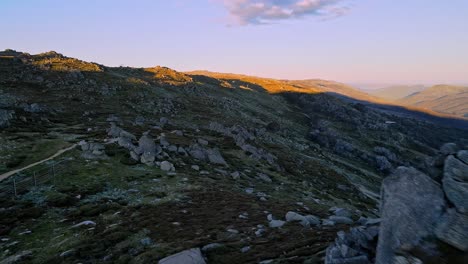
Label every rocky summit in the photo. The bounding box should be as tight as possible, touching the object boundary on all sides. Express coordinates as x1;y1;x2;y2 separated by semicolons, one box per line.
0;50;467;264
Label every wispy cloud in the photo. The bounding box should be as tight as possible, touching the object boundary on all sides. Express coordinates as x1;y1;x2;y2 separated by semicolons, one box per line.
221;0;351;25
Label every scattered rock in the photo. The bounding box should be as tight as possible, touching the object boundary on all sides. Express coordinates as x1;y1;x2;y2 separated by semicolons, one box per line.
285;211;305;222
207;148;227;165
197;138;209;145
245;188;254;194
240;246;251;253
71;220;96;228
59;249;76;258
160;161;175;172
257;173;272;183
331;208;352;218
329;216;353;225
269;219;286;228
191;165;200;171
231;171;240;180
158;248;206;264
201;243;223;252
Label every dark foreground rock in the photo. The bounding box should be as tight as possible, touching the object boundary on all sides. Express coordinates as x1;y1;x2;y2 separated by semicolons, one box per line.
376;167;445;264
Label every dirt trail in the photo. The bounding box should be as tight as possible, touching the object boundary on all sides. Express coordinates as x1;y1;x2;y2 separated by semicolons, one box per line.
0;144;77;181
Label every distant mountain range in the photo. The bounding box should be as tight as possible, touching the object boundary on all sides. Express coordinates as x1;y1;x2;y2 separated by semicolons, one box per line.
367;85;427;101
397;85;468;118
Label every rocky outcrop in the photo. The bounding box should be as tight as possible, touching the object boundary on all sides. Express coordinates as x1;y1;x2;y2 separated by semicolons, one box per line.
435;208;468;251
208;122;278;168
375;167;445;264
79;141;107;160
188;143;227;166
442;155;468;213
134;134;161;165
326;143;468;264
325;224;379;264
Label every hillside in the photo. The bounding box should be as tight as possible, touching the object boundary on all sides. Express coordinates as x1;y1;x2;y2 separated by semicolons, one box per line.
367;85;427;101
397;85;468;118
0;50;467;263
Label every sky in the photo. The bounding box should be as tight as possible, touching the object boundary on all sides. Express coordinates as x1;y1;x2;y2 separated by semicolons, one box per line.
1;0;468;87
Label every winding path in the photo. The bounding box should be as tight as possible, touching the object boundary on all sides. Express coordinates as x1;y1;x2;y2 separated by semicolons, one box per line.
0;144;77;182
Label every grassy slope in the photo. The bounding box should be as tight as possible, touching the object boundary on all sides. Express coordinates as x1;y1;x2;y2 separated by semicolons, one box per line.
0;51;467;263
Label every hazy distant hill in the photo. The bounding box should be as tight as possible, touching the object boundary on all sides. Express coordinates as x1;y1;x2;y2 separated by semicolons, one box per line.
397;85;468;118
367;85;427;101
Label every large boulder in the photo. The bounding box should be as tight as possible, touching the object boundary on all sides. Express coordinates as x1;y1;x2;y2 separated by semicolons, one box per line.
158;248;206;264
442;155;468;213
376;167;445;264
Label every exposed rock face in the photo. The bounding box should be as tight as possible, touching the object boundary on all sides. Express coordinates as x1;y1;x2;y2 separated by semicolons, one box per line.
440;143;459;155
457;150;468;164
442;155;468;213
435;208;468;251
158;248;206;264
376;167;445;264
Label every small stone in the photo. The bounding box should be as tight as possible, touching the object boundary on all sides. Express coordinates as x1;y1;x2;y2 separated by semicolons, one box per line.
201;243;223;252
329;216;353;225
72;220;96;228
59;249;76;258
197;138;209;145
269;220;286;228
240;246;251;253
231;171;240;180
227;229;239;234
191;165;200;171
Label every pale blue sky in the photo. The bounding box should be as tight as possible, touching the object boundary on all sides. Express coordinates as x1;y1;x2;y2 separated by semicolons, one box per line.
1;0;467;86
